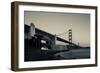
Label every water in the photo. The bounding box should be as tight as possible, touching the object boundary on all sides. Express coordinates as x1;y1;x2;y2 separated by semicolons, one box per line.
55;48;90;59
25;48;90;61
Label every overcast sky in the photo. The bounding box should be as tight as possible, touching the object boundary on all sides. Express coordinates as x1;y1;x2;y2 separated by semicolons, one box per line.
24;11;90;47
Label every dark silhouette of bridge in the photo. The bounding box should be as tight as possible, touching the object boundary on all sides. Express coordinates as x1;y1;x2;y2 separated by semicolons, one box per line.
25;24;81;48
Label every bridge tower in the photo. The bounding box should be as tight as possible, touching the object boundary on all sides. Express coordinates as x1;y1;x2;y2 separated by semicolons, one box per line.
68;29;72;48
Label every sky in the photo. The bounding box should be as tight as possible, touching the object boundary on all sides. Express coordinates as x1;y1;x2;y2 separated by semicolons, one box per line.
24;11;90;47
